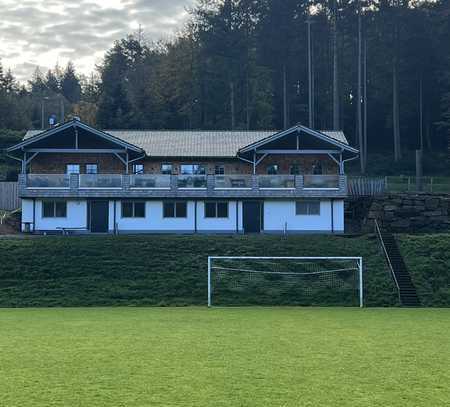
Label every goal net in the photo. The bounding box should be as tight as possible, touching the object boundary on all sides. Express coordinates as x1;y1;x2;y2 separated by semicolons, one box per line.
208;257;363;307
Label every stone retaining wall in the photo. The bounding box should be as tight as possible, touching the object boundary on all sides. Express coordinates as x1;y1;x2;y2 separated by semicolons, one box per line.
347;194;450;233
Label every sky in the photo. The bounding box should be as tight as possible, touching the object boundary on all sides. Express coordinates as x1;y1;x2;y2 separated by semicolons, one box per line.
0;0;194;82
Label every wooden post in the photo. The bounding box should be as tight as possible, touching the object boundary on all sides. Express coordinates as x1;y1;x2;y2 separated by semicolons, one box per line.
416;149;423;192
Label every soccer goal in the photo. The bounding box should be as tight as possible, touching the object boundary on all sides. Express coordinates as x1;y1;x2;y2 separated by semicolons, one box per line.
208;257;363;307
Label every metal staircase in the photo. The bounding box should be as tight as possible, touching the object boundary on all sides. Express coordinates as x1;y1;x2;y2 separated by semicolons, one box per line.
375;220;420;307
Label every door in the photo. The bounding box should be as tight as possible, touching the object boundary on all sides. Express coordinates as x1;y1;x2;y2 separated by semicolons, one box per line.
243;201;262;234
90;201;109;233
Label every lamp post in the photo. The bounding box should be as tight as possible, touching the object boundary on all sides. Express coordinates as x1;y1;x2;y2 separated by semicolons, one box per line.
41;96;49;130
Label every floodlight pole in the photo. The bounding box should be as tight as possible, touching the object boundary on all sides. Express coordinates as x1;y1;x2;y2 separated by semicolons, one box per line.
208;256;212;307
359;257;363;308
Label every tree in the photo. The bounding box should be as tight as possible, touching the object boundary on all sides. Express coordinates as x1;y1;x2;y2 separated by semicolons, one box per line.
61;62;81;104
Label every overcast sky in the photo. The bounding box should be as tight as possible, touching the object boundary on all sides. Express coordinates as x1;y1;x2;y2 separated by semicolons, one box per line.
0;0;194;81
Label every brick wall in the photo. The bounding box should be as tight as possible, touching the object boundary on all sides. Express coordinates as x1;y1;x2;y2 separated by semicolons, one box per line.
29;153;338;175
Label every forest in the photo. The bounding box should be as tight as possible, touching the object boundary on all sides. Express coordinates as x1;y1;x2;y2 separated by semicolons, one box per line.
0;0;449;179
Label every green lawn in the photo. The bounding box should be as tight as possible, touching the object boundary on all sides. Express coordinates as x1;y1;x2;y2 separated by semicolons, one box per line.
1;307;449;407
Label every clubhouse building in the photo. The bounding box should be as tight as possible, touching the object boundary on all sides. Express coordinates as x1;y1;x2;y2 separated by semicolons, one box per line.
7;119;358;234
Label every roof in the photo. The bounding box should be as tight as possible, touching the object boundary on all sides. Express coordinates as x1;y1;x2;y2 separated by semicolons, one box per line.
23;127;350;158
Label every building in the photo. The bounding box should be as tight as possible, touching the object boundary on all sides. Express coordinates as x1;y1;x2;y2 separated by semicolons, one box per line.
6;119;358;234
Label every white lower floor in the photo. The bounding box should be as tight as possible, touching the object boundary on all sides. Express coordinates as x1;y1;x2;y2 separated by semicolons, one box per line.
21;198;345;234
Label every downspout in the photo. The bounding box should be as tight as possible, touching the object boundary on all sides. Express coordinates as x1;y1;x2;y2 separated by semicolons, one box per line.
32;198;36;233
331;199;334;234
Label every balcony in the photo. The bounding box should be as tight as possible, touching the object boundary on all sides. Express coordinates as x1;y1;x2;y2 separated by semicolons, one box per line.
19;174;347;199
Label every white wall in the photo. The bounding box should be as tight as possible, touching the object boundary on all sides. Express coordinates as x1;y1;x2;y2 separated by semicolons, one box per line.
23;199;87;232
197;201;243;232
263;200;344;233
113;201;196;232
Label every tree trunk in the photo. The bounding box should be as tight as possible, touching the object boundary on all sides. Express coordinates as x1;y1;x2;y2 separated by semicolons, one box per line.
307;18;314;129
230;80;235;130
283;64;288;129
332;0;340;130
357;2;364;173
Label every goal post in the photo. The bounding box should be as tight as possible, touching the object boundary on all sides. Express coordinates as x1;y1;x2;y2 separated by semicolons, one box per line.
208;256;363;308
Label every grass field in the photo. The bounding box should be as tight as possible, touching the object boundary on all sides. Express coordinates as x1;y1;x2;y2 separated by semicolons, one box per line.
1;307;449;407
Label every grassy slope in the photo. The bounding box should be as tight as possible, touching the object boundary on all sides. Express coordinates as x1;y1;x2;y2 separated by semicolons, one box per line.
0;235;397;307
397;234;450;306
0;307;449;407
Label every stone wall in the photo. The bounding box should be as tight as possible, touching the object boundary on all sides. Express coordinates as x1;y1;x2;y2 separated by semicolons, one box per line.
347;193;450;233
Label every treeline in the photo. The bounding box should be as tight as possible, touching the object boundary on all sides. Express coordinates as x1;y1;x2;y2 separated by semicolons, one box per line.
1;0;450;171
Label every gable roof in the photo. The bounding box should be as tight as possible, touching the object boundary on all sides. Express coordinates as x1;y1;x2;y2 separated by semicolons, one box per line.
21;124;354;158
238;125;358;154
10;120;144;153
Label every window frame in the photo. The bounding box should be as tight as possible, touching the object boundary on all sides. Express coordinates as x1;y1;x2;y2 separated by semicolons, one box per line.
121;201;146;218
160;163;173;175
42;200;67;218
180;164;206;175
295;200;321;216
289;164;300;175
85;164;98;174
214;164;225;175
267;164;279;175
204;201;229;219
132;164;144;175
66;164;80;175
163;201;187;218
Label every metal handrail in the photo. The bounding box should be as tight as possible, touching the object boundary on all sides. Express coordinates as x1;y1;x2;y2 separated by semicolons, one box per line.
374;219;401;302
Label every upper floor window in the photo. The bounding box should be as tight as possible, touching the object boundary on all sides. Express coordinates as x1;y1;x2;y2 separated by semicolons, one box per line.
86;164;98;174
215;165;225;175
267;165;279;175
312;161;323;175
205;202;228;218
133;164;144;174
181;164;206;175
296;200;320;216
163;202;187;218
161;164;173;175
290;165;300;175
66;164;80;175
122;201;146;218
42;200;67;218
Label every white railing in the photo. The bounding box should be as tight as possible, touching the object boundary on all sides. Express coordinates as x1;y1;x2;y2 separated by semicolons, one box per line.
303;174;340;189
258;175;296;189
26;174;70;189
177;175;207;189
130;174;171;189
23;174;346;194
214;175;253;189
79;174;123;189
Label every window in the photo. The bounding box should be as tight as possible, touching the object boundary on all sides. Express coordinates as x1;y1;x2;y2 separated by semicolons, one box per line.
312;161;323;175
66;164;80;174
290;164;300;175
122;201;146;218
161;164;173;175
267;165;279;175
163;202;187;218
215;165;225;175
181;164;206;175
42;201;67;218
205;202;229;218
86;164;98;174
133;164;144;174
296;200;321;216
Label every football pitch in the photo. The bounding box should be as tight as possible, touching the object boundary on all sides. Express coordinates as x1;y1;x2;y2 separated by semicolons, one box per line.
1;308;449;407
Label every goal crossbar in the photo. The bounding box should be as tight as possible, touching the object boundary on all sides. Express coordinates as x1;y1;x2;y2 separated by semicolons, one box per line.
208;256;363;307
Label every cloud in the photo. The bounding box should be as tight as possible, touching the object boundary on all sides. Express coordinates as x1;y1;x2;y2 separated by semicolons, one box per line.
0;0;195;81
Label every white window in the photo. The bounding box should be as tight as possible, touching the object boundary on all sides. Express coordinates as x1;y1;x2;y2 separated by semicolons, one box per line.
163;202;187;218
133;164;144;174
42;201;67;218
181;164;206;175
296;200;321;216
161;164;173;175
66;164;80;174
86;164;98;174
267;165;279;175
205;202;228;218
215;165;225;175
